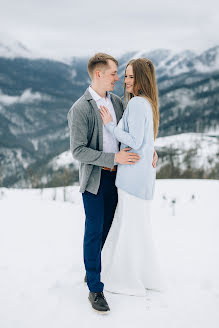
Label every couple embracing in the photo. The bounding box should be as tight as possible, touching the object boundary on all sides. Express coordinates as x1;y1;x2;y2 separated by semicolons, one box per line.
67;53;163;313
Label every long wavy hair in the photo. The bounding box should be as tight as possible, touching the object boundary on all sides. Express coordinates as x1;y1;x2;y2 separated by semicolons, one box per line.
124;58;159;140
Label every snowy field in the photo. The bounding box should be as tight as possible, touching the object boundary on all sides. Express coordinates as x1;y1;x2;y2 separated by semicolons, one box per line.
0;179;219;328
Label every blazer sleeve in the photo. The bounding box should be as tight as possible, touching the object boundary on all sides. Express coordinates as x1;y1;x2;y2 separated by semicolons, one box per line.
67;105;115;168
105;98;148;150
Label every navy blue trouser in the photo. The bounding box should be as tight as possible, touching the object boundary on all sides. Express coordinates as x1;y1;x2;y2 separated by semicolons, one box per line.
82;170;118;292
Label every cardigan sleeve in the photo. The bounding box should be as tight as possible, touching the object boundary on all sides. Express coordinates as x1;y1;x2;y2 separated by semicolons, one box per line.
105;97;148;150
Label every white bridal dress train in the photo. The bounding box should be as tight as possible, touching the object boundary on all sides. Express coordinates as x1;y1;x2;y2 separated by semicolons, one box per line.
101;187;164;297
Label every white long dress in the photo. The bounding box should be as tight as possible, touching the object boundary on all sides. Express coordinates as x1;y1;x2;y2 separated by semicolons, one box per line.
101;119;164;297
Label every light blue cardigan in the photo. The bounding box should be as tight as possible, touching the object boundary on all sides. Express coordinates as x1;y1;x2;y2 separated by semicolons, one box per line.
106;96;156;200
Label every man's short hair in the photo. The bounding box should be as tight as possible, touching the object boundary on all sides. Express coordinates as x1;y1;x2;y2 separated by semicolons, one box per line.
87;53;118;79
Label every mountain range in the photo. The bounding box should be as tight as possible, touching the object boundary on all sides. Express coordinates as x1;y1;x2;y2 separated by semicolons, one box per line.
0;39;218;187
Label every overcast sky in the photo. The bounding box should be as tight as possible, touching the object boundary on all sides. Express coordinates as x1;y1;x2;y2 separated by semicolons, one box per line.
0;0;218;59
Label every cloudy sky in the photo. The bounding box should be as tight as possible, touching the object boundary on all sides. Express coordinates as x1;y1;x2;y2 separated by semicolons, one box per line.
0;0;218;59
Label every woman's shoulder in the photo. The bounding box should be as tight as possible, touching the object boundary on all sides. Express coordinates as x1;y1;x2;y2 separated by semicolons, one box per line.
128;96;151;106
128;96;152;113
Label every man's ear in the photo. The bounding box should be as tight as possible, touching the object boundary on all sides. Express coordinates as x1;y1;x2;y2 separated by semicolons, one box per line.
94;70;101;79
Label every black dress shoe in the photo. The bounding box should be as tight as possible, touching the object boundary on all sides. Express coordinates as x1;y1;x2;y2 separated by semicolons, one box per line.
84;274;87;283
88;292;110;313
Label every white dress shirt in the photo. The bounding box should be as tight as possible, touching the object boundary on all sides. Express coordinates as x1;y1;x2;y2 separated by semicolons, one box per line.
89;86;119;155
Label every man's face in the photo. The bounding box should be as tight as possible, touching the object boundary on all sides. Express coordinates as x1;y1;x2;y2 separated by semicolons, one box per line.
100;60;119;92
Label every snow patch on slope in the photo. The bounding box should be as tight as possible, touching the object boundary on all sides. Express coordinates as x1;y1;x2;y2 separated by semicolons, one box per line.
48;150;79;170
155;133;219;170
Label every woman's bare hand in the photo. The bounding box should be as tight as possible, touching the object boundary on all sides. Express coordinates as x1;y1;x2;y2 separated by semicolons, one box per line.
100;105;113;125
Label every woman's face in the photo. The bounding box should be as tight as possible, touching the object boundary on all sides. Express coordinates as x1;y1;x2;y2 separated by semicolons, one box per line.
124;65;134;94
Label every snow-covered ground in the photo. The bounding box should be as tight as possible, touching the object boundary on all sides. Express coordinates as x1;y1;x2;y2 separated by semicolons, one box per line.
0;180;219;328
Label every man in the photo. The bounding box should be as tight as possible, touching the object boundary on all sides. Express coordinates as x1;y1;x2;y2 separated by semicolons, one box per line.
67;53;157;313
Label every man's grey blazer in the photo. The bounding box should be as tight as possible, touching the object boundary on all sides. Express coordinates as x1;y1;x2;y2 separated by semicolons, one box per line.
67;88;124;194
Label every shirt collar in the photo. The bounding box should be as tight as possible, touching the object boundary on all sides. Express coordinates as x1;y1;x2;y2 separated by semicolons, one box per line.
89;86;111;102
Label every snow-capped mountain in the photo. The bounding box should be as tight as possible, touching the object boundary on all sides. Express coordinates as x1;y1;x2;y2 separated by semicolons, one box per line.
115;46;219;79
0;39;218;187
0;34;34;59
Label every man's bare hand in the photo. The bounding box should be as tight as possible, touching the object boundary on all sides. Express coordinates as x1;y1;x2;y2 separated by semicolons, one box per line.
152;149;158;168
115;147;140;165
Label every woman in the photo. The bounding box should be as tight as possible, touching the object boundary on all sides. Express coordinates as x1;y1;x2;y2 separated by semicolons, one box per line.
99;58;163;296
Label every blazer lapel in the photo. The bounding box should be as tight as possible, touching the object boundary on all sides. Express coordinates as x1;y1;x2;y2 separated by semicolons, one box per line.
84;88;103;151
